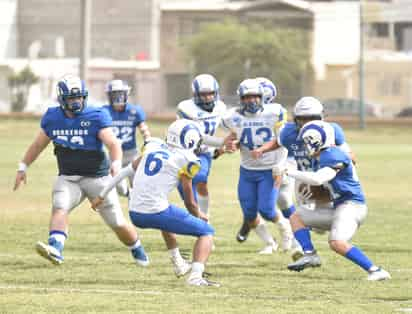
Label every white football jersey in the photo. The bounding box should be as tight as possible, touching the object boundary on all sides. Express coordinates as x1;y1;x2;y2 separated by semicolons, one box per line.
222;103;288;170
129;140;200;214
177;99;227;154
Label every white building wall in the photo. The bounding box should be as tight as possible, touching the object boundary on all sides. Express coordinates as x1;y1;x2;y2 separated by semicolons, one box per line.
311;2;360;80
0;0;18;59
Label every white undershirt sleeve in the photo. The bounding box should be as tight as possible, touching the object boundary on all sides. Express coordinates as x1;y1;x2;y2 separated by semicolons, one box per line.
202;134;225;147
99;164;135;198
337;142;351;155
287;167;337;186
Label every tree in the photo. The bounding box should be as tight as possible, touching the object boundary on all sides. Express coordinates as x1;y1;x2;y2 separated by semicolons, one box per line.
8;66;39;112
186;19;310;105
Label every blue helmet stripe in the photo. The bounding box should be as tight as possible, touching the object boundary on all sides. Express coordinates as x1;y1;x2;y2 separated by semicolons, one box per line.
58;81;69;94
179;124;200;149
301;124;326;144
193;79;200;95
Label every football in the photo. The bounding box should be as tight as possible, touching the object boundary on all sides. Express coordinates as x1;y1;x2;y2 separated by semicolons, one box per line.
297;183;332;203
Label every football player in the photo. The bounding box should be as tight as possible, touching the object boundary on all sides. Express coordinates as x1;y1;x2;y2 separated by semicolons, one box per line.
91;119;219;287
103;80;150;196
250;96;355;207
221;78;294;254
13;75;148;266
273;120;390;281
234;77;298;254
175;74;227;220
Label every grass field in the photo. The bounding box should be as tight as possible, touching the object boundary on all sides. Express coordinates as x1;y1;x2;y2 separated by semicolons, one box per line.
1;119;412;313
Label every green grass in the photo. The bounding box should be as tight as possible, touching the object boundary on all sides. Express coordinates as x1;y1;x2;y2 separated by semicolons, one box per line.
1;119;412;313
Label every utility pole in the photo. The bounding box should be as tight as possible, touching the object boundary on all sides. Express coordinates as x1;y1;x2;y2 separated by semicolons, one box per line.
80;0;92;83
359;0;366;129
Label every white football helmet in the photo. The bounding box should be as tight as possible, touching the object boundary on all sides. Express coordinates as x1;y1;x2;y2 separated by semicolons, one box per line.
294;96;324;117
293;96;324;129
106;80;131;110
237;79;264;114
57;74;88;114
299;120;335;157
255;77;277;104
191;74;219;112
166;119;202;153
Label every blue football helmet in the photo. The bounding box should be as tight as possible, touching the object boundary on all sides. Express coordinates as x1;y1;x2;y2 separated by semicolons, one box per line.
255;77;277;104
106;80;131;110
237;79;264;114
57;75;88;114
191;74;219;112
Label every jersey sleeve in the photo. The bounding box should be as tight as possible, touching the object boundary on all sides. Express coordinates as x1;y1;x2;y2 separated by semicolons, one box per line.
220;108;236;131
134;105;146;125
319;149;349;170
176;101;195;120
97;109;113;130
278;125;288;147
40;109;53;138
274;106;288;137
331;123;345;146
178;160;201;179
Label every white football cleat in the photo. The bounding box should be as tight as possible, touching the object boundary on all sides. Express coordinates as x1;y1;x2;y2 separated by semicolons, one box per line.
172;258;192;278
35;241;63;265
367;268;391;281
187;273;220;287
258;242;279;255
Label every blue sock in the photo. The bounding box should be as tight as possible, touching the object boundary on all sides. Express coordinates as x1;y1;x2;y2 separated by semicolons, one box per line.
48;230;67;252
345;246;373;272
294;228;314;253
281;205;296;219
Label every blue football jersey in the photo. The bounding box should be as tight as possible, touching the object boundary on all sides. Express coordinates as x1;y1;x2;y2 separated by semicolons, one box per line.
317;147;365;207
102;103;146;151
41;106;112;176
279;122;345;171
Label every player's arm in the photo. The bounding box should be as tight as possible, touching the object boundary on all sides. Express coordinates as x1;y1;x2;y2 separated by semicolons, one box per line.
180;174;207;221
137;121;151;142
287;167;337;186
251;139;280;160
14;129;51;191
338;142;356;164
99;127;123;176
91;156;142;210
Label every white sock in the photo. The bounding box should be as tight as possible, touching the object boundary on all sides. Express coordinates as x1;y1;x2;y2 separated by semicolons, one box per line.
368;265;379;272
197;195;209;216
276;210;292;233
128;239;141;250
254;221;275;245
191;262;204;276
168;247;184;261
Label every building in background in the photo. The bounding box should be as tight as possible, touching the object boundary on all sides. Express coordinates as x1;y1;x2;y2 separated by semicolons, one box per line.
1;0;412;116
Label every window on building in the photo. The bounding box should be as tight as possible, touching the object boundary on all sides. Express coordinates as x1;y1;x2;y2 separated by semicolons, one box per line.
370;22;389;38
378;76;401;96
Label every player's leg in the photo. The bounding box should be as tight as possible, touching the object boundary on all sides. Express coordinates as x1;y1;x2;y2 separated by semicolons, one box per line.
177;153;211;214
329;202;390;280
259;171;296;252
35;176;83;265
194;154;212;217
84;176;148;266
238;167;277;254
286;206;334;271
130;204;219;286
161;231;191;277
256;169;282;254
